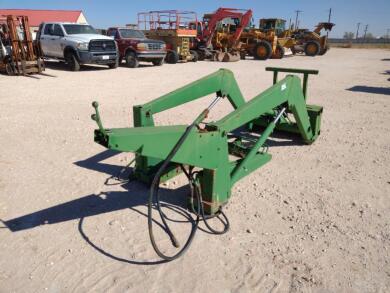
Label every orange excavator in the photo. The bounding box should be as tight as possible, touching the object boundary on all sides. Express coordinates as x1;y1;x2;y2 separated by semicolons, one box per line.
191;7;252;62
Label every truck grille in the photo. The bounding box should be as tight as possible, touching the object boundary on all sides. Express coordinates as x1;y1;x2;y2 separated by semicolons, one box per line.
89;40;116;52
147;43;164;50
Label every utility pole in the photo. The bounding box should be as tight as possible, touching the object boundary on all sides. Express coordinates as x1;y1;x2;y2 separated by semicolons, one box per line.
327;8;332;37
356;22;361;39
363;24;368;41
295;10;302;30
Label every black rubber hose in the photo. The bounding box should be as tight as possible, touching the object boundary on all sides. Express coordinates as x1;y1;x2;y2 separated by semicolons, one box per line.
148;97;229;261
148;121;201;261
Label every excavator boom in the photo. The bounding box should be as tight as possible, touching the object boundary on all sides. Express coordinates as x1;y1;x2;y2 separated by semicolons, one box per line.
200;8;252;47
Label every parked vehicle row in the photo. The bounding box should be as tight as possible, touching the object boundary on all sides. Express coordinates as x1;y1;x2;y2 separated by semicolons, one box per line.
36;22;168;71
1;8;334;74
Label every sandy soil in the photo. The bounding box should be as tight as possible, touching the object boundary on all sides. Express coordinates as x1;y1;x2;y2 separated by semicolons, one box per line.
0;48;389;292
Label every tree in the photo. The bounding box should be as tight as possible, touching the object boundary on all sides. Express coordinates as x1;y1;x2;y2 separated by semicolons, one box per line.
364;32;375;39
343;32;355;39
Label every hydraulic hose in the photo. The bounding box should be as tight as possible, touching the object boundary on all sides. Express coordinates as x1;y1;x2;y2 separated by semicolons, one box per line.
148;96;226;261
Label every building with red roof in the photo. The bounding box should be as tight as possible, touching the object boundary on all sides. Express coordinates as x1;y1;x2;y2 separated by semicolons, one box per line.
0;9;88;38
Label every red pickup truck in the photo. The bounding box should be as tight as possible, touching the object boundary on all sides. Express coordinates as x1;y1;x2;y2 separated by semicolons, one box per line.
107;27;166;68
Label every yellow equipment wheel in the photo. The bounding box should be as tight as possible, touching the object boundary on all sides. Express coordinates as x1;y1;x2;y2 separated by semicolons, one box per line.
253;41;272;60
304;41;321;56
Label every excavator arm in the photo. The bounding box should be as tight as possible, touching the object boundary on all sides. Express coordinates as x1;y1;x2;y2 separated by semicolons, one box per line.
227;9;253;48
201;8;252;47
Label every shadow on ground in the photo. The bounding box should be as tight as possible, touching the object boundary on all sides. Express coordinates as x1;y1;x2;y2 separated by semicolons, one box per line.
1;129;309;263
1;150;192;264
44;60;112;72
119;62;154;68
346;85;390;95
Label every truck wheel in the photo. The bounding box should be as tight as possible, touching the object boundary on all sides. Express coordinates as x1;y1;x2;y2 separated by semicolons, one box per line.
190;50;198;62
273;44;285;59
304;41;320;56
291;46;297;55
125;51;139;68
108;59;119;69
5;64;14;75
253;41;272;60
240;51;246;60
197;50;206;61
65;52;80;71
165;50;179;64
152;58;164;66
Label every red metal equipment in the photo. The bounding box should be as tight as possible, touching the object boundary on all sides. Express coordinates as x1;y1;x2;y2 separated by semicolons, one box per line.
192;7;253;61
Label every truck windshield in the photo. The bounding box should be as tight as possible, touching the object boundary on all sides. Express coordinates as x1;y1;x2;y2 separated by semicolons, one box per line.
63;24;97;35
119;29;145;39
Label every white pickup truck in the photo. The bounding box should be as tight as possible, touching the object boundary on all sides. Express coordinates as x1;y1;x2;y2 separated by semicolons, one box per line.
37;22;119;71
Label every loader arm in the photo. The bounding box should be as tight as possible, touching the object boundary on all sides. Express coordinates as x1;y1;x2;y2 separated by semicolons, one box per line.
133;68;246;127
313;22;335;35
132;68;245;183
92;67;323;213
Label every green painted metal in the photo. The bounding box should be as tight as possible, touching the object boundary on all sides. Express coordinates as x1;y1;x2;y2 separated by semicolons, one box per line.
254;67;323;143
132;69;245;183
265;67;319;99
91;67;323;214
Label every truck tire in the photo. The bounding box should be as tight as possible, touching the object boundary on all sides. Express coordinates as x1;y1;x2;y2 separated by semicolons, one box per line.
304;41;321;56
190;50;198;62
165;50;179;64
65;52;80;71
291;46;297;55
253;41;272;60
273;44;285;59
108;59;119;69
5;62;15;76
125;51;139;68
196;50;206;61
152;58;164;66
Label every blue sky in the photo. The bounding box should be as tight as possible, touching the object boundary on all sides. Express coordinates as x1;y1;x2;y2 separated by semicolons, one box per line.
1;0;389;38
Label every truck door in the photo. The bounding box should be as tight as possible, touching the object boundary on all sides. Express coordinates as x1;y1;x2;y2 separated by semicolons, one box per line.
39;23;53;56
51;24;65;58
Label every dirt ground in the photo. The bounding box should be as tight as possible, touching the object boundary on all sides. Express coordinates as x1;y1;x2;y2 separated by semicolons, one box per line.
0;48;389;293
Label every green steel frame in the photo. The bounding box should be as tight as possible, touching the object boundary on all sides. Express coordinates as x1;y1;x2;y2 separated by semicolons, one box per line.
92;67;323;214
